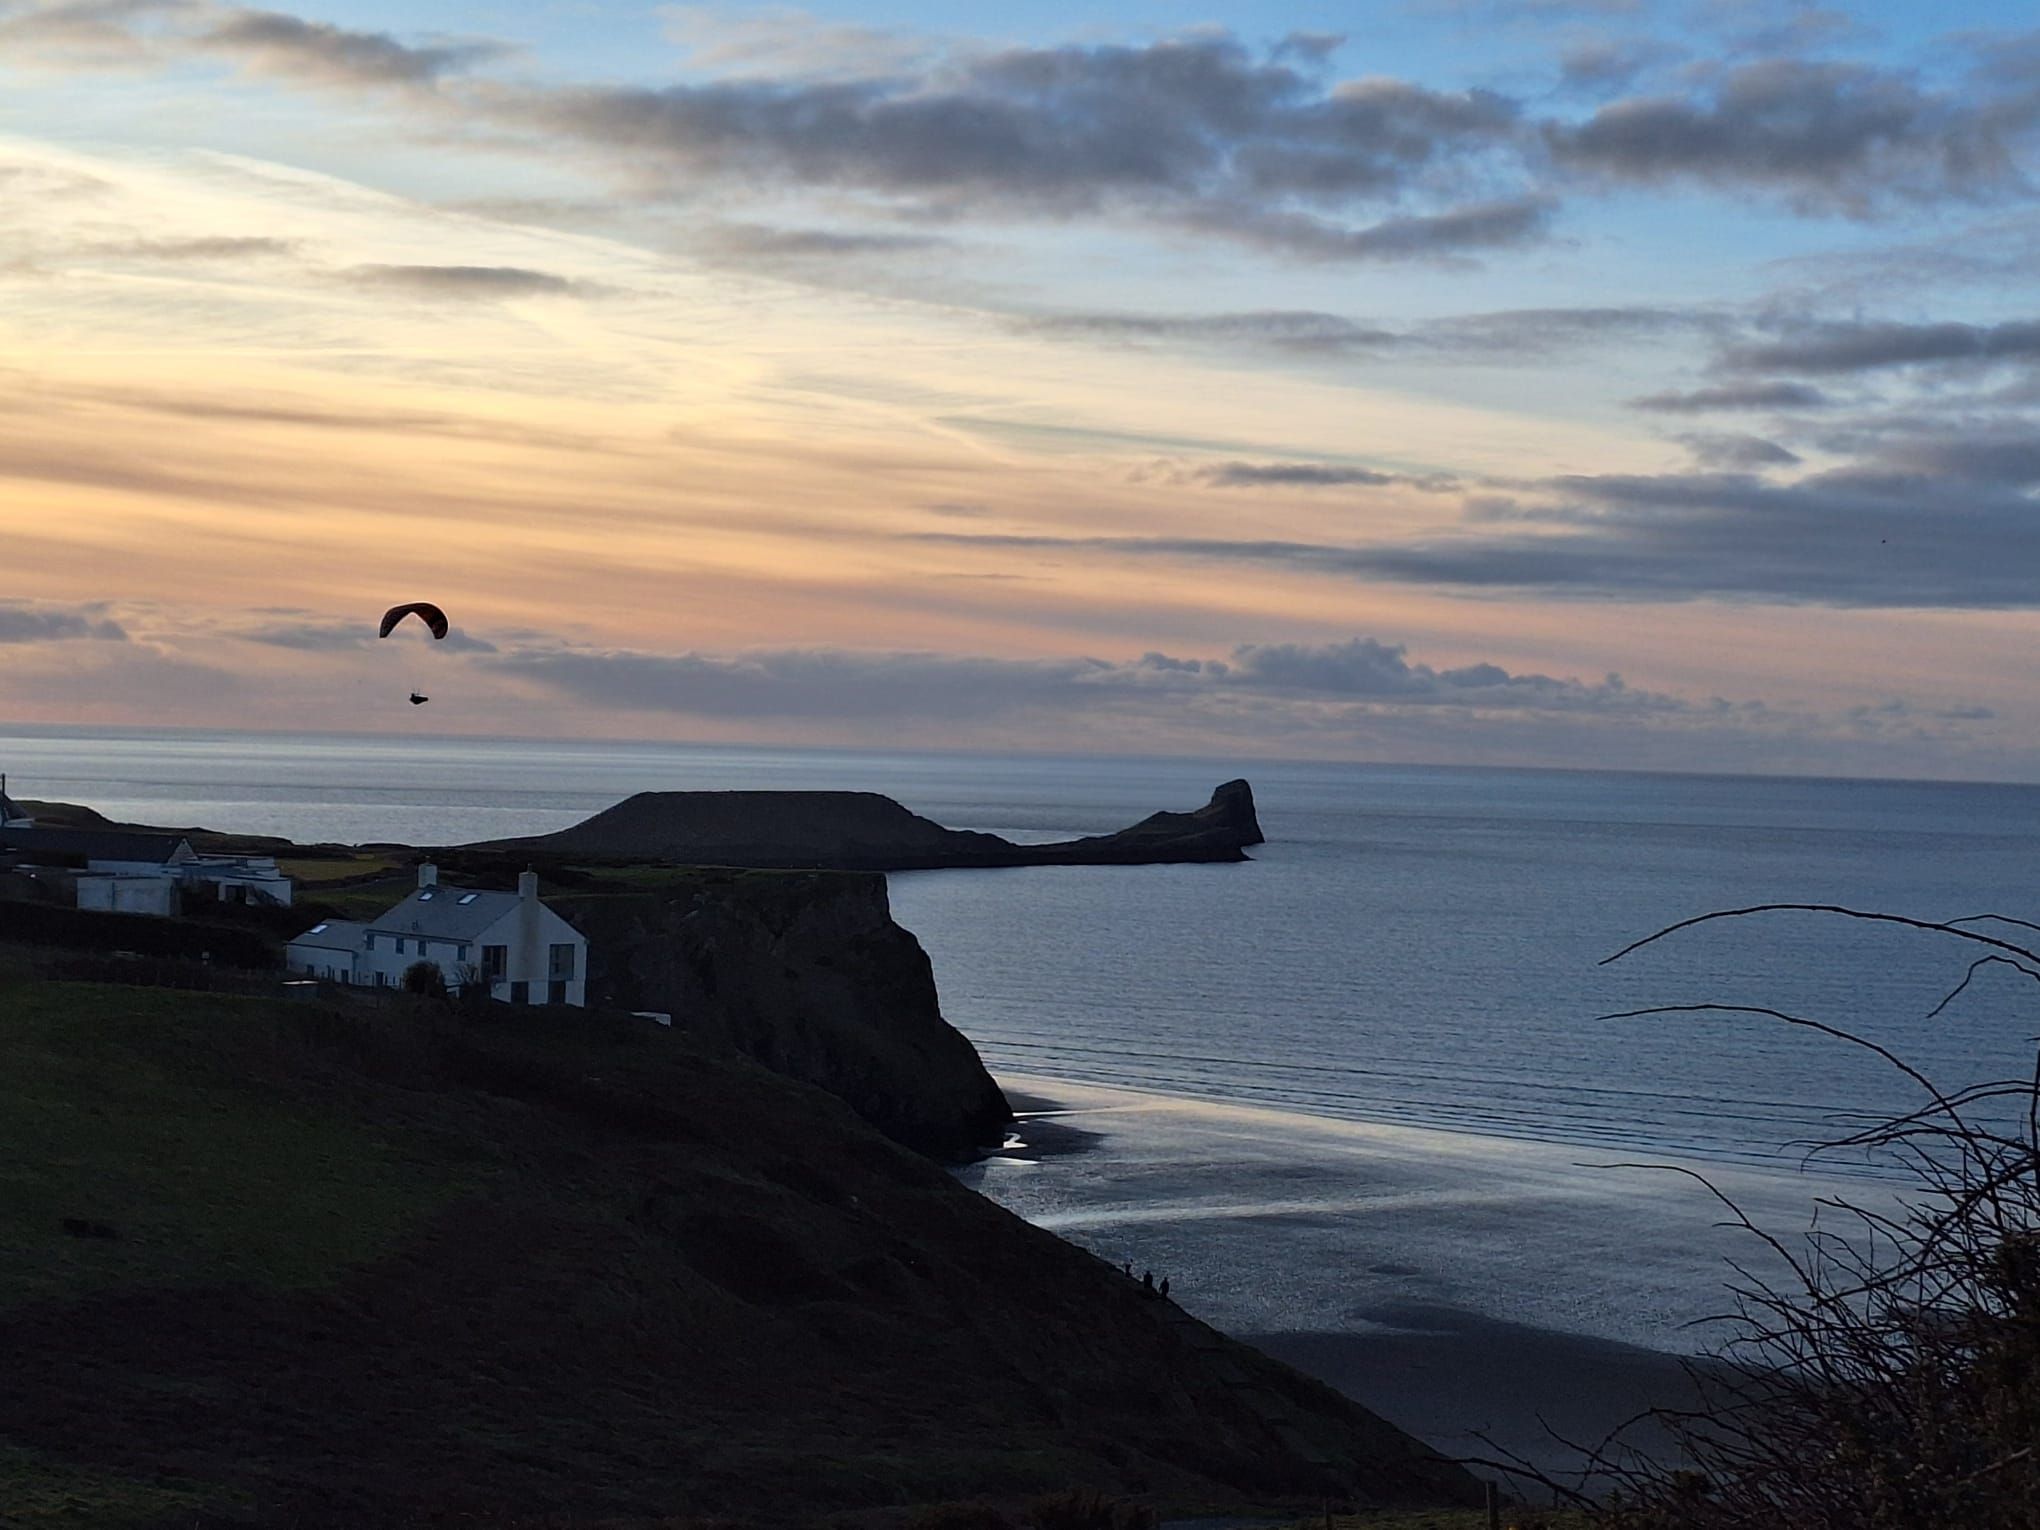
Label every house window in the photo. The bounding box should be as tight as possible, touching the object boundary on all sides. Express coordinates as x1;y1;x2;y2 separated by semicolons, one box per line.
548;980;567;1004
455;944;469;960
416;939;430;957
481;945;507;981
394;937;407;955
548;943;576;980
510;981;528;1004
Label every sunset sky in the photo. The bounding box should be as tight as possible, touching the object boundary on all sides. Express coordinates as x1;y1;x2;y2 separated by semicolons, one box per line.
4;0;2040;775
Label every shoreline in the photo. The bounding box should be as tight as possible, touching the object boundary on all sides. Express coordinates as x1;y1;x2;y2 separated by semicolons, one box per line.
970;1074;1886;1479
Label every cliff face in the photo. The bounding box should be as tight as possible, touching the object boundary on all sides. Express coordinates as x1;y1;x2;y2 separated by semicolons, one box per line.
555;870;1012;1160
469;779;1264;870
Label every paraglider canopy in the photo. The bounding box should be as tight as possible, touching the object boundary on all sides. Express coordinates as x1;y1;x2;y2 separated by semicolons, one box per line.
378;602;449;641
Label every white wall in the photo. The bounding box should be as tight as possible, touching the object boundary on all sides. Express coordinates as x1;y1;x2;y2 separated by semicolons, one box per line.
287;943;359;982
77;876;178;916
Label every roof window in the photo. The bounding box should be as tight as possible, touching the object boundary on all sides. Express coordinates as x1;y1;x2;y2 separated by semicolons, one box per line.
458;893;478;904
307;922;328;934
419;890;434;900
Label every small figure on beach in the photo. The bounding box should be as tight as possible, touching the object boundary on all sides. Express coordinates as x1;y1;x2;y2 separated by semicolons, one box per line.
1141;1269;1154;1292
1159;1276;1170;1300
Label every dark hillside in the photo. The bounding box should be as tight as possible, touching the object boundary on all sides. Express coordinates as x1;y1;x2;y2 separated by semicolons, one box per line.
0;979;1478;1527
552;868;1012;1159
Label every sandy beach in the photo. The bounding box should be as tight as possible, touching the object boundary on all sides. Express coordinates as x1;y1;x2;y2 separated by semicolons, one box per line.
962;1078;1898;1484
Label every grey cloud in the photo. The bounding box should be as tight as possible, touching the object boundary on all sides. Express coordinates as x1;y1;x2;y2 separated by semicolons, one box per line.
919;444;2040;608
344;263;586;298
0;603;127;642
504;36;1534;261
699;222;948;258
245;620;497;653
484;634;1683;721
1724;318;2040;375
1270;32;1343;65
1195;460;1460;491
1333;467;2040;607
1557;38;1684;97
1225;637;1672;711
1548;58;2034;214
486;646;1119;721
202;8;505;86
67;383;609;451
1019;308;1399;354
1868;432;2040;487
1026;302;1713;363
0;0;192;65
89;235;299;259
1676;432;1801;469
1184;195;1554;262
1630;380;1834;412
1416;303;1721;354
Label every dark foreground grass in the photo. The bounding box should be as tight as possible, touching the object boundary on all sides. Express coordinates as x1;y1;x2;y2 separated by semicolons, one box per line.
0;975;1476;1527
0;983;472;1306
0;1443;227;1527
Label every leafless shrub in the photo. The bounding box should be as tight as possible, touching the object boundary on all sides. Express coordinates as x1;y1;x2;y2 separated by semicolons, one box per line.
1487;905;2040;1530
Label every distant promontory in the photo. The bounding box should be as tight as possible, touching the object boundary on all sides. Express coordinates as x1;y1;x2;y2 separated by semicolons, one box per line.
464;778;1264;871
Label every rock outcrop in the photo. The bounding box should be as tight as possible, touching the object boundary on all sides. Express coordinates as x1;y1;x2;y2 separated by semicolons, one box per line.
469;778;1264;870
552;869;1012;1160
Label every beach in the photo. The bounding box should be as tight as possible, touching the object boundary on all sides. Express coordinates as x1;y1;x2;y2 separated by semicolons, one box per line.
964;1078;1899;1481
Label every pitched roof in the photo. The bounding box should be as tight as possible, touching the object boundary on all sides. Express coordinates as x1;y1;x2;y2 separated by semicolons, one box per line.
287;919;369;952
368;887;524;942
0;827;194;864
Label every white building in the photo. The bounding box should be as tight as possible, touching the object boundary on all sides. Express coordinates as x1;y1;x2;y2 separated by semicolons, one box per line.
287;865;588;1006
287;919;372;982
1;817;295;916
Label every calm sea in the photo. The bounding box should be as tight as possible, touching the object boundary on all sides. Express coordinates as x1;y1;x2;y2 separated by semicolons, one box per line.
5;727;2037;1174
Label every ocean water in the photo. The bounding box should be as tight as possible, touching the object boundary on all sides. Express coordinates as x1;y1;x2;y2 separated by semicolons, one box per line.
6;726;2031;1175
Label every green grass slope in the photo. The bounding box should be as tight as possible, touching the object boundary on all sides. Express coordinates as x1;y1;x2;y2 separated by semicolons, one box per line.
0;977;1476;1528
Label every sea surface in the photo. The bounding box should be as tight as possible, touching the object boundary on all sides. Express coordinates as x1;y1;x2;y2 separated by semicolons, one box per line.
6;726;2035;1177
12;727;2040;1377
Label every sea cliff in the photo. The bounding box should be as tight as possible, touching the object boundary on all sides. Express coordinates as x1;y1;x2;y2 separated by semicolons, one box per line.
552;869;1013;1160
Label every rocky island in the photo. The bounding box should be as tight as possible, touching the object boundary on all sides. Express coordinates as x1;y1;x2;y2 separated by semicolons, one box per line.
465;778;1264;870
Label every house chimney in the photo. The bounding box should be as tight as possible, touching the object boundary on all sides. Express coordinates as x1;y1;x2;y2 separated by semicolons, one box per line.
418;863;438;889
518;869;539;901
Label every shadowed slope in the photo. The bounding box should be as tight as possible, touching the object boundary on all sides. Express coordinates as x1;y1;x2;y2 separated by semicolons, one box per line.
0;979;1478;1527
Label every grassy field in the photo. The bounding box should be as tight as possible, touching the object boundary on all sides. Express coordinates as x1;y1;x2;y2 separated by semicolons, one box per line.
0;984;476;1307
276;854;401;884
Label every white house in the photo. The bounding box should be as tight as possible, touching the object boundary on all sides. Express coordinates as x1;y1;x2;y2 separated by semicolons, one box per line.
177;853;295;909
287;865;588;1006
286;919;372;982
1;815;294;916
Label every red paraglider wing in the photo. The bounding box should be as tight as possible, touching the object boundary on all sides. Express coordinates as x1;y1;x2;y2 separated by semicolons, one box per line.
378;602;450;640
